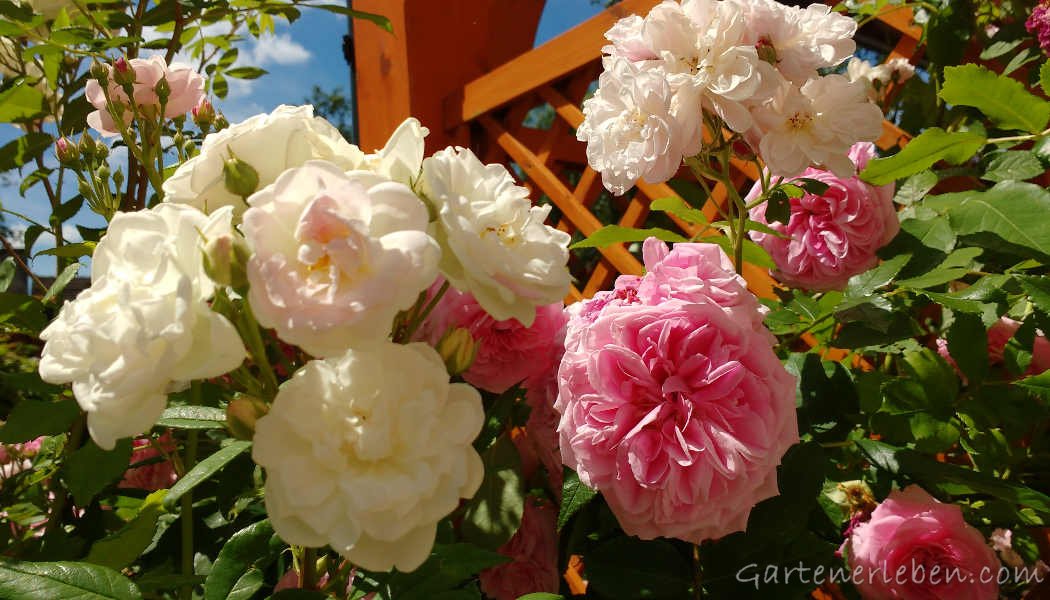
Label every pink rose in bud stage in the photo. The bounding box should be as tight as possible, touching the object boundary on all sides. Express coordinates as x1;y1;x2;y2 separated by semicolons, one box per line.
747;142;899;291
556;239;798;542
86;56;205;136
417;281;568;394
192;97;216;128
936;316;1050;381
119;433;177;491
479;498;560;600
847;485;1000;600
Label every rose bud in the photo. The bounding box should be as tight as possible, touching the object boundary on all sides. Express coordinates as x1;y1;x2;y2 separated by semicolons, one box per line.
436;327;477;376
202;231;250;291
226;394;269;441
222;154;260;200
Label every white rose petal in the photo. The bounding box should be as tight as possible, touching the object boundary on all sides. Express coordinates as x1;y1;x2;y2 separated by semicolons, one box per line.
422;147;571;325
252;341;484;573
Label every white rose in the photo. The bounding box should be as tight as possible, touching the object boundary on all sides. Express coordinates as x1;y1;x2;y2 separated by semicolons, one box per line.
39;204;246;449
576;56;701;195
252;341;484;572
163;105;365;217
422;147;571;326
361;117;430;187
242;160;439;357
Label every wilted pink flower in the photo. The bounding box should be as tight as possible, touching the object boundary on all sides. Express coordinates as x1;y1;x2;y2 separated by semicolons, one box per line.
86;56;205;136
479;498;560;600
556;240;798;542
747;142;899;291
847;485;1000;600
419;282;568;394
1028;2;1050;53
119;433;177;491
936;316;1050;381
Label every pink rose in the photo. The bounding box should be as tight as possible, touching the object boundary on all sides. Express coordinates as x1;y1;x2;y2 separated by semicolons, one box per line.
847;485;1000;600
86;56;205;136
119;433;177;491
556;240;798;542
747;142;899;291
936;316;1050;381
419;282;568;394
479;498;560;600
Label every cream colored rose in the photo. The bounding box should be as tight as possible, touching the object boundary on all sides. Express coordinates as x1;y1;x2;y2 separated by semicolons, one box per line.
422;147;571;326
252;342;484;572
163;105;365;217
242;160;439;356
39;204;246;449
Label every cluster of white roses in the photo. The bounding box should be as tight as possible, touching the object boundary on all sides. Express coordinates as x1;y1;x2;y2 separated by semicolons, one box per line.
38;105;571;572
577;0;886;194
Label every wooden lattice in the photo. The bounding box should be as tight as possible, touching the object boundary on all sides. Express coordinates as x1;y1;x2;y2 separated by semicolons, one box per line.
441;0;921;307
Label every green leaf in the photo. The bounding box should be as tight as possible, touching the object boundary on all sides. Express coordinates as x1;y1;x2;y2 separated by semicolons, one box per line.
697;235;775;268
981;39;1023;60
0;292;46;332
571;225;686;249
1018;276;1050;315
901;348;959;411
0;257;14;292
0;132;51;171
948;313;990;385
860;128;986;186
837;253;911;312
585;537;692;600
0;84;45;123
649;196;708;227
391;543;511;600
927;181;1050;261
309;5;393;32
1015;369;1050;400
895;170;938;206
0;399;80;443
0;560;141;600
461;434;524;550
982;151;1045;183
43;262;81;303
64;439;134;507
899;217;956;254
164;440;251;511
1042;61;1050;97
156;406;226;430
34;242;95;260
764;187;791;224
84;490;168;570
202;519;283;600
557;468;597;530
896;248;982;289
940;64;1050;133
223;66;267;80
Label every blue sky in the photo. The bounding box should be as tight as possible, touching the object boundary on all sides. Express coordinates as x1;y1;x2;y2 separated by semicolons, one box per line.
0;1;603;275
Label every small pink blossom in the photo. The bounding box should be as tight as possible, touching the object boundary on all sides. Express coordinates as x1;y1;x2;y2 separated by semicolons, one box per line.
936;316;1050;381
747;142;899;291
847;485;1000;600
86;56;205;136
0;437;43;480
419;281;568;394
119;433;177;491
556;239;798;542
479;498;560;600
1028;2;1050;53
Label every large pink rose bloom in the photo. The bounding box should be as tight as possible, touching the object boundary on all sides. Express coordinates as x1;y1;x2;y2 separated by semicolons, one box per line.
419;282;568;394
747;142;899;291
86;56;205;136
479;498;560;600
556;239;798;542
847;485;1000;600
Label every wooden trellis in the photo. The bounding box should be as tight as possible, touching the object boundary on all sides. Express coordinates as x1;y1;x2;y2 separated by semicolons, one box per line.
353;0;921;310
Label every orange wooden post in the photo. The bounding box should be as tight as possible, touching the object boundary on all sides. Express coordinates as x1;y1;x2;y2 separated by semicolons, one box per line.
351;0;546;153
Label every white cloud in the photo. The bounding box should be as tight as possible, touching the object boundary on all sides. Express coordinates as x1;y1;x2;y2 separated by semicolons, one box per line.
247;33;311;67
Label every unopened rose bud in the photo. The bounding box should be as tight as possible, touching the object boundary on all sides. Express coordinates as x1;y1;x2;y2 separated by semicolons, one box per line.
226;394;269;440
112;56;135;87
89;61;109;85
213;113;229;131
436;327;477;376
202;232;250;290
79;135;96;159
192;97;215;129
223;154;260;199
94;139;109;159
96;163;110;182
55;137;78;164
154;76;170;104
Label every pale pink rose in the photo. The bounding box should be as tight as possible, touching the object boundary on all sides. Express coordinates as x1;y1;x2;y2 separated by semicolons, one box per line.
86;56;205;136
479;498;560;600
418;282;568;394
0;437;44;480
119;433;177;491
556;249;798;542
747;142;899;291
847;485;1000;600
936;316;1050;381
